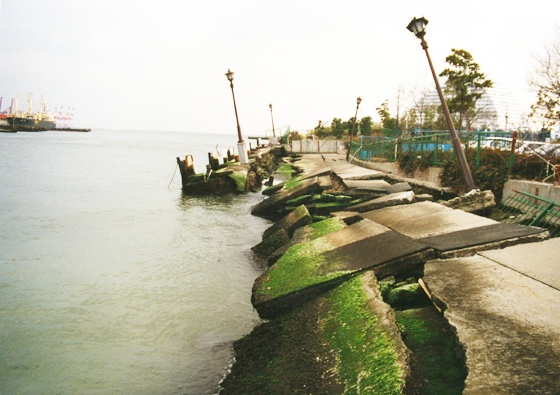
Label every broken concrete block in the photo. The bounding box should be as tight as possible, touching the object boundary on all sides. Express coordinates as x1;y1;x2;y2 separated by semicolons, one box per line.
346;191;415;213
262;204;311;239
386;182;412;194
252;228;291;257
252;219;434;319
330;211;363;225
252;177;322;218
361;201;496;239
438;189;496;213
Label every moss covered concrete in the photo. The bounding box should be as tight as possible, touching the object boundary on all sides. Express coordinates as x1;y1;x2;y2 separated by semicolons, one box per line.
254;234;349;301
321;273;407;394
227;172;247;193
395;307;467;395
221;272;408;394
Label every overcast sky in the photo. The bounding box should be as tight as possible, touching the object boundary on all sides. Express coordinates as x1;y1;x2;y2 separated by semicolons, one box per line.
1;0;559;135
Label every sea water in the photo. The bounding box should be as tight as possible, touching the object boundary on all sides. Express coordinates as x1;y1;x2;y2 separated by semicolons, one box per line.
0;129;270;394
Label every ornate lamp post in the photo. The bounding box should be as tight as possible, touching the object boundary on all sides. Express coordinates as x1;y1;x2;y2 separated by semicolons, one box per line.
269;103;277;145
407;17;476;192
225;69;249;164
346;96;362;161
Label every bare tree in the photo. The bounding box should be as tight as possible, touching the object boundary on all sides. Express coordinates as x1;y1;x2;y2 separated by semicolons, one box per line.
408;82;432;129
529;28;560;130
392;85;406;129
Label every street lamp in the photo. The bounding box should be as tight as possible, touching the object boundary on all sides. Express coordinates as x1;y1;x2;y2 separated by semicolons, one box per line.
269;103;277;145
225;68;249;164
406;17;476;192
346;96;362;161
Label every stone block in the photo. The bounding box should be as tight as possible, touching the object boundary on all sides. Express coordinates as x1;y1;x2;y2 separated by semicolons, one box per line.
262;204;311;239
346;191;415;213
252;228;291;257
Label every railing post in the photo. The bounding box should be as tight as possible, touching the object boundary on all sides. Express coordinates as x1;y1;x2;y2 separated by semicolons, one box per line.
476;132;482;168
420;131;424;159
433;134;438;165
509;131;517;174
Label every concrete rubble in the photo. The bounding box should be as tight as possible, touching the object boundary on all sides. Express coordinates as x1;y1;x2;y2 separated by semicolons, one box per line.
221;152;560;394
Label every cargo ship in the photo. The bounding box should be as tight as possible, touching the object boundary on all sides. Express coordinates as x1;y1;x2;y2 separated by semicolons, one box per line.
0;94;57;133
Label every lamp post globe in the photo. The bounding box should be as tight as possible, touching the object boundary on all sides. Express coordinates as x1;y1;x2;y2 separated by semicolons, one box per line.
225;69;234;82
406;17;428;38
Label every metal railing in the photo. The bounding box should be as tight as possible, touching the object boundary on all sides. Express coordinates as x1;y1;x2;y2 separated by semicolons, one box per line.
493;189;560;237
351;131;515;168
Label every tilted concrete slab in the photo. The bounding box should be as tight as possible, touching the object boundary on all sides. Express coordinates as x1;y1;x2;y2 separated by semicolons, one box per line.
418;223;549;258
347;191;415;213
251;176;323;217
361;201;496;239
252;219;434;319
424;256;560;394
323;154;385;180
386;182;412;194
343;179;393;192
329;211;364;225
262;205;311;239
479;237;560;290
317;175;333;189
222;271;409;394
291;154;330;176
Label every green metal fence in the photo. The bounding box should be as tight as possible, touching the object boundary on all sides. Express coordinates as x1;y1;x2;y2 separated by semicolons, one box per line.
351;131;515;168
493;189;560;237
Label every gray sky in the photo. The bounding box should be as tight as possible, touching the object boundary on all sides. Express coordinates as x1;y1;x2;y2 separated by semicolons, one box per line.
1;0;559;134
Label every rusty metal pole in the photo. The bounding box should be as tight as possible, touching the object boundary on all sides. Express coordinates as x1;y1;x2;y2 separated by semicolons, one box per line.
346;96;362;161
229;80;244;144
419;36;476;192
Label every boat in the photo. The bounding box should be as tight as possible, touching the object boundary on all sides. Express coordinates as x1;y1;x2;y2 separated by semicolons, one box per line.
0;94;57;132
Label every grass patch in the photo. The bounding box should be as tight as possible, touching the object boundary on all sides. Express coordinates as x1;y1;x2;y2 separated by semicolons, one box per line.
322;275;404;394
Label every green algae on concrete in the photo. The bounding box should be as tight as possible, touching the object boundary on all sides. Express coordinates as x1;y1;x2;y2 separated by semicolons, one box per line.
227;172;247;193
221;272;407;394
255;236;350;301
284;175;305;191
285;194;313;206
395;307;467;394
308;217;346;239
275;163;297;176
321;273;406;394
251;228;290;257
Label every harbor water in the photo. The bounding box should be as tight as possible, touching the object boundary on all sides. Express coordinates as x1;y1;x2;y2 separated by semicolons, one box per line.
0;129;270;394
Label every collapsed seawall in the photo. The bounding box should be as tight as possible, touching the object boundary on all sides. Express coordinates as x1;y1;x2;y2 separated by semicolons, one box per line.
219;153;470;394
213;150;556;394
